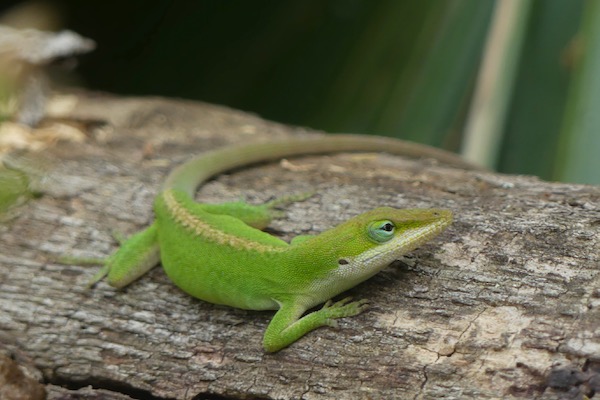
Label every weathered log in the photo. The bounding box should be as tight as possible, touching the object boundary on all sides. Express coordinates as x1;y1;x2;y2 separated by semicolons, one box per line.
1;92;598;399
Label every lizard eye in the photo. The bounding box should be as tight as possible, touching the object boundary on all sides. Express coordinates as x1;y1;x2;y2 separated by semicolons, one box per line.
368;220;396;243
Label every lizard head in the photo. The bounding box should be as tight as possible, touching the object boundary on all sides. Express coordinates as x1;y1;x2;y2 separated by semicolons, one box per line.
300;207;453;298
351;207;453;268
334;207;452;269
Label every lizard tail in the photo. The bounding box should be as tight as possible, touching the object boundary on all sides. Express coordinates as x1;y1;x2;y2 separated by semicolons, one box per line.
163;133;483;197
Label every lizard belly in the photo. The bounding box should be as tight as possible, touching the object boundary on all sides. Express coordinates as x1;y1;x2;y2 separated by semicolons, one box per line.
154;189;293;310
158;236;281;310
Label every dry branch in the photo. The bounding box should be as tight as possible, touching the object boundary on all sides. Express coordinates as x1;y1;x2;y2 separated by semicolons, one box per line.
1;92;598;399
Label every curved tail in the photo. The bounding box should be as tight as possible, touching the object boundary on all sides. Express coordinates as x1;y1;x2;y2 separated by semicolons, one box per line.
163;134;482;197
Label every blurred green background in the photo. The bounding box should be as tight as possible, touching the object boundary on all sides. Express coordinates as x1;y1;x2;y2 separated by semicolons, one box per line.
1;0;598;184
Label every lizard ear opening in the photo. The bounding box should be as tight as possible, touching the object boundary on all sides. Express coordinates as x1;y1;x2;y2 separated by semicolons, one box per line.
367;220;396;243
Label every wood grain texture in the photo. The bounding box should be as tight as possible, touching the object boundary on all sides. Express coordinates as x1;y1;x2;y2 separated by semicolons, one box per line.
1;92;599;400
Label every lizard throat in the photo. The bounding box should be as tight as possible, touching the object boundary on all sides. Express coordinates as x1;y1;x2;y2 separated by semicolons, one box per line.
162;190;286;253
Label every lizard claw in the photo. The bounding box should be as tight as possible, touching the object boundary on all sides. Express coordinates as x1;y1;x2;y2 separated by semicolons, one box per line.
321;297;369;319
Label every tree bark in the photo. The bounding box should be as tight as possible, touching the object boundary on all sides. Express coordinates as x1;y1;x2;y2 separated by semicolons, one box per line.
1;92;598;400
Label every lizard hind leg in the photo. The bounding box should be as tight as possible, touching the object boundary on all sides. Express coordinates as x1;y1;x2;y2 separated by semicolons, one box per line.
102;223;160;289
57;227;153;288
56;255;110;288
80;223;160;289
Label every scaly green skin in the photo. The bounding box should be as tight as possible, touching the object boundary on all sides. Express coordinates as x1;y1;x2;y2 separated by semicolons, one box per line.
91;134;464;352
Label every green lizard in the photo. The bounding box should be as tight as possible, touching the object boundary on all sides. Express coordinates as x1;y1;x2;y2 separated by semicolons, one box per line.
89;134;472;352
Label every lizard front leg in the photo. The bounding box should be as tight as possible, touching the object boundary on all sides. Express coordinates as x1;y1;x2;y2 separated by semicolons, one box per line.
263;297;369;352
